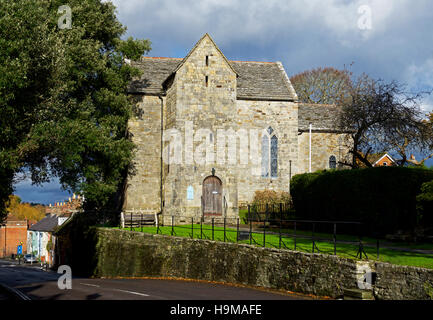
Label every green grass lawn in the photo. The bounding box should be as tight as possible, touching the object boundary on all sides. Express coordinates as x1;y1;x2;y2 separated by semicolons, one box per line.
118;224;433;269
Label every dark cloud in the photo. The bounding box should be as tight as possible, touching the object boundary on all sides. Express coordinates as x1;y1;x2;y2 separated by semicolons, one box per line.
13;177;72;205
110;0;433;110
14;1;433;202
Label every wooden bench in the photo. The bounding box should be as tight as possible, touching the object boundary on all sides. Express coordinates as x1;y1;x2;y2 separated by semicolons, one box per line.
121;210;158;228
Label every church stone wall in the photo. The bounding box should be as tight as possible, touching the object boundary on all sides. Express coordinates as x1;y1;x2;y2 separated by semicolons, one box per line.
123;35;353;223
161;36;239;223
234;100;298;205
124;95;162;212
297;131;352;173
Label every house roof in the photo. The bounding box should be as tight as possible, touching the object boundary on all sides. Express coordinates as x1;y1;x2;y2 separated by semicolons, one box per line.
128;57;181;96
298;103;347;132
127;57;297;101
372;153;396;166
28;215;59;232
231;61;297;101
356;152;397;168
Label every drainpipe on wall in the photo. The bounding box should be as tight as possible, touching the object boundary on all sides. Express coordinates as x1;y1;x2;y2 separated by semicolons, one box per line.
309;123;312;173
159;96;164;224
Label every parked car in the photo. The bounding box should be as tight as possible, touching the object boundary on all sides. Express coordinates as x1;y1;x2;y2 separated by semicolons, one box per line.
23;254;38;263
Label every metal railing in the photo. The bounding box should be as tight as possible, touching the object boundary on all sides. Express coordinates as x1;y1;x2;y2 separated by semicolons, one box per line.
148;214;370;260
115;204;432;261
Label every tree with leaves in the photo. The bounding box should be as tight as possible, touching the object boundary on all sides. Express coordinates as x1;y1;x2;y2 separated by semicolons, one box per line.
0;0;151;223
290;67;353;104
6;195;45;221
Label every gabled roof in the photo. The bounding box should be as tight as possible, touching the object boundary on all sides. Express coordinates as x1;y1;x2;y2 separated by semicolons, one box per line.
355;152;397;168
373;153;396;166
172;33;238;76
127;33;297;101
128;59;297;101
28;215;59;232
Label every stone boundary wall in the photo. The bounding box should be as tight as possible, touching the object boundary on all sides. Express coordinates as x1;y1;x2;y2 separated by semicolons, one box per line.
58;227;433;300
89;228;363;298
374;263;433;300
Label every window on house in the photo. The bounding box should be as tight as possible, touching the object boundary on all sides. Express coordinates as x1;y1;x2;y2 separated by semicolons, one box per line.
383;162;388;166
206;56;209;66
329;155;337;169
205;76;208;87
261;127;278;178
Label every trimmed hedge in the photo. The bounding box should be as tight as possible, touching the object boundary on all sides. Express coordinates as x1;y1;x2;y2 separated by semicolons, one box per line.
417;180;433;231
290;167;433;236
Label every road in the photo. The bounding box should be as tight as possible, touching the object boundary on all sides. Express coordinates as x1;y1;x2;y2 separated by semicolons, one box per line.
0;260;312;300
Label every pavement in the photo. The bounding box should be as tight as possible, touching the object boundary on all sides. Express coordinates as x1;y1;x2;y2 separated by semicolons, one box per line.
0;259;314;300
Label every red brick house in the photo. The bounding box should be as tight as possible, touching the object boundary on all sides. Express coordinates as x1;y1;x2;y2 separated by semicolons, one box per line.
357;152;397;168
0;216;34;258
372;153;396;167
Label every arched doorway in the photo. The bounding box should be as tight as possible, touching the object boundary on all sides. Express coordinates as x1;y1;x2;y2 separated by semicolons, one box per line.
202;176;222;215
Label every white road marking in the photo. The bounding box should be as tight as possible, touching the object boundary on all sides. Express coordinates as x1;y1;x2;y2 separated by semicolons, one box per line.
114;289;150;297
70;282;150;298
79;283;100;288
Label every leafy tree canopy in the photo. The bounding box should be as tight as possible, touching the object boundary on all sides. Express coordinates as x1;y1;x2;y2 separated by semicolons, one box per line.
290;66;353;104
6;195;45;221
0;0;151;222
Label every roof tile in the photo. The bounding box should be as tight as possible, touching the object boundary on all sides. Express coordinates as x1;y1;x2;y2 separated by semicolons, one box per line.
128;57;297;101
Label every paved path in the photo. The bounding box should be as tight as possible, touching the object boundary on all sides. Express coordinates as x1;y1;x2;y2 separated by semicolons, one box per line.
0;260;312;300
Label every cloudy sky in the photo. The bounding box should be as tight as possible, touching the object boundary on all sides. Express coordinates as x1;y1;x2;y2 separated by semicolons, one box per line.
14;0;433;204
110;0;433;111
14;174;72;205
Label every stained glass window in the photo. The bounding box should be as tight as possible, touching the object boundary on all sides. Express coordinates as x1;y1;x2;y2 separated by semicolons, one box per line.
262;127;278;178
261;134;269;178
271;135;278;178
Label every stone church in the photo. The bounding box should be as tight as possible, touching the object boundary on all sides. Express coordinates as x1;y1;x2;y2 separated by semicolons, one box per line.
124;34;350;224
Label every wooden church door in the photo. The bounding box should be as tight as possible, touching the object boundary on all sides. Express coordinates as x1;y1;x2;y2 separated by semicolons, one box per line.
202;176;222;215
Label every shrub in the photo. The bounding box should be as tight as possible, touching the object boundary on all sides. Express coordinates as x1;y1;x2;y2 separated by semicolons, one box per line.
290;167;433;236
416;179;433;232
252;190;291;206
251;190;292;214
